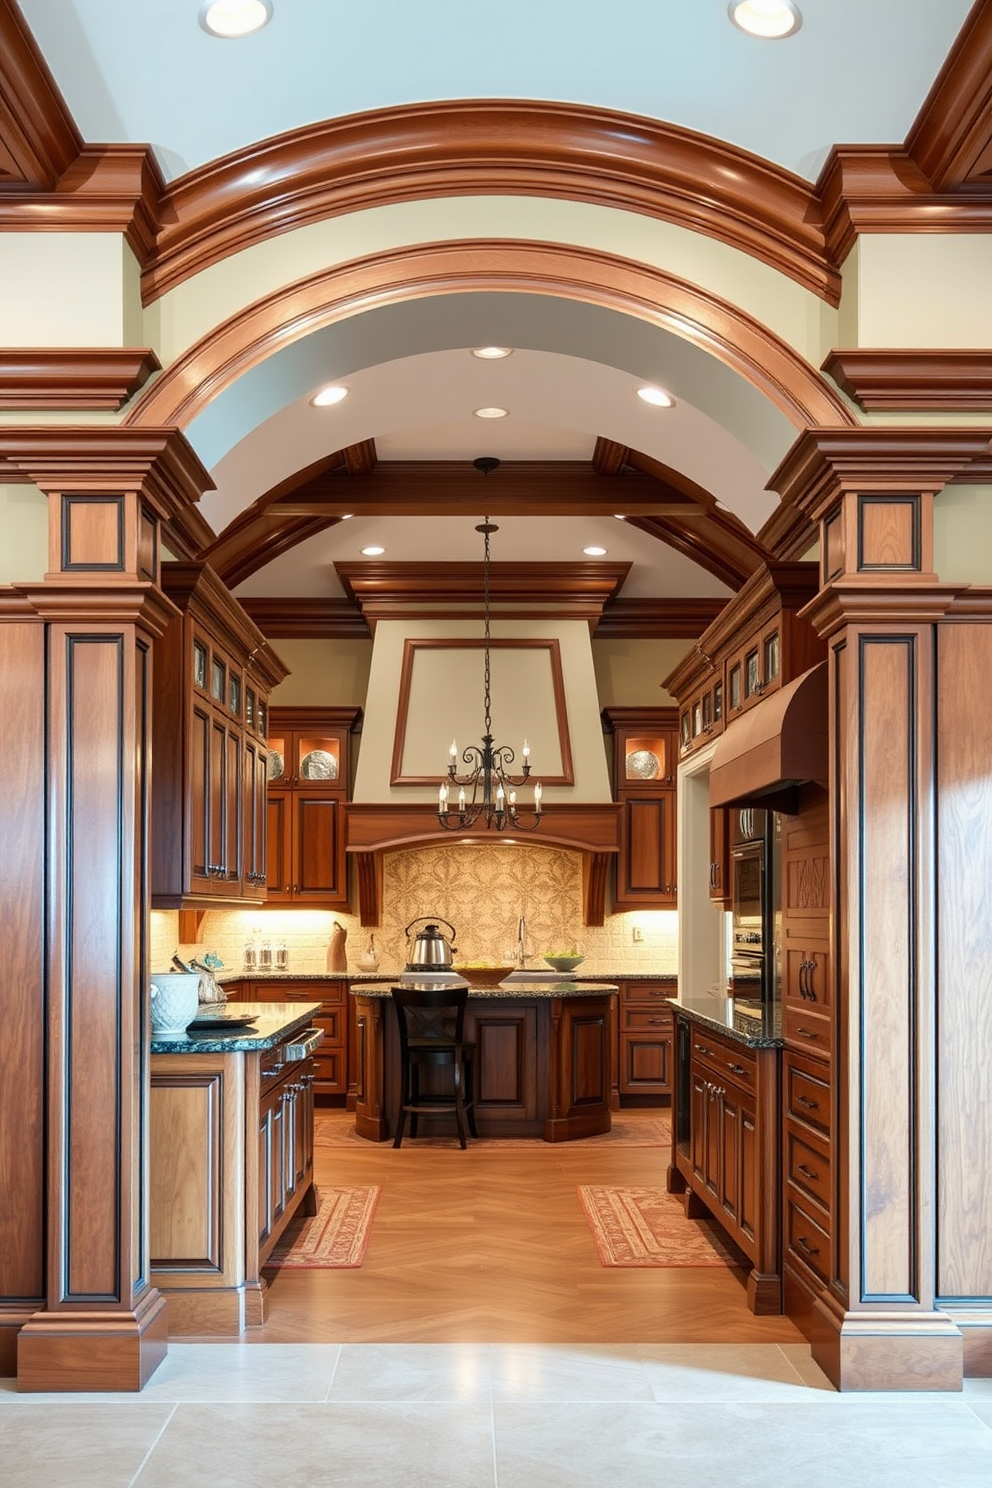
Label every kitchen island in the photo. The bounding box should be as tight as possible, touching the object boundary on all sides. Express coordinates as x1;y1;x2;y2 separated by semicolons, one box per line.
150;1002;323;1335
350;980;618;1142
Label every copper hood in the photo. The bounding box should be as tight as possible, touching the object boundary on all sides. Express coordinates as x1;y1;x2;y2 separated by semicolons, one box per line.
709;662;828;813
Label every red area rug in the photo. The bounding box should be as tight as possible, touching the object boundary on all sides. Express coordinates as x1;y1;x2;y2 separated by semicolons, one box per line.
265;1185;380;1269
314;1113;671;1149
578;1186;743;1268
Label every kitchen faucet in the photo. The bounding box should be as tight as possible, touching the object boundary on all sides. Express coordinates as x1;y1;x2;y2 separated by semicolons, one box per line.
517;916;527;967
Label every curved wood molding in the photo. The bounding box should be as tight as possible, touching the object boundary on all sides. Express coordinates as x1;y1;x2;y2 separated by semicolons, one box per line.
140;99;837;305
822;349;992;411
905;0;992;191
0;0;79;188
0;348;161;410
126;238;855;434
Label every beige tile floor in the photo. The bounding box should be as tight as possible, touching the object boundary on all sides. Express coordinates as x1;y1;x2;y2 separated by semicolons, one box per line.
2;1343;992;1486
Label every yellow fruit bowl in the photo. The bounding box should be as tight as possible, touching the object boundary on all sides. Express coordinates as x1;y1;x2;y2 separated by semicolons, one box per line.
453;964;514;986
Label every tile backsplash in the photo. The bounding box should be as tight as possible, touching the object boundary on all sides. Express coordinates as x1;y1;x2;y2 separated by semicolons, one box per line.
151;842;679;977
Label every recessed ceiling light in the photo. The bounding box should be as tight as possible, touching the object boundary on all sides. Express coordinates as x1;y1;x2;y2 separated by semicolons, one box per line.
728;0;802;39
310;384;349;407
198;0;273;38
583;546;608;557
470;347;514;360
473;407;509;419
636;385;675;408
361;546;385;556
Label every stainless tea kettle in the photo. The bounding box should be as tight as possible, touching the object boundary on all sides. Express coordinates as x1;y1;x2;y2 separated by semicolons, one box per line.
405;917;458;970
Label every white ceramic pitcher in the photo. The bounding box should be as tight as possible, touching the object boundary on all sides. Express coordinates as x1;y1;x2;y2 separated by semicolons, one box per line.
149;972;202;1035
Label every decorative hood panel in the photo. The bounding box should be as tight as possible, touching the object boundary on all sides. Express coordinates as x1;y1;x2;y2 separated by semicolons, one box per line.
709;662;828;812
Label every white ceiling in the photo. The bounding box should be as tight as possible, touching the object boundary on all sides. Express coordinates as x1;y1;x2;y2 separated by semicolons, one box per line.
15;0;977;596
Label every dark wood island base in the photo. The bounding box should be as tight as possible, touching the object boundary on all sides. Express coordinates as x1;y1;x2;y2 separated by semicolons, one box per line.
351;982;617;1143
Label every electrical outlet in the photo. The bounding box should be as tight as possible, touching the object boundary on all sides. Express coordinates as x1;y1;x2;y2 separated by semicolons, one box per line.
632;926;643;944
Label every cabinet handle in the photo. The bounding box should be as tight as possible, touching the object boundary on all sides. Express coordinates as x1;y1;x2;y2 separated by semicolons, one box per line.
804;960;817;1000
795;1236;819;1258
648;1017;668;1025
727;1062;746;1075
796;1163;819;1181
796;1094;820;1110
695;1043;712;1056
794;1026;819;1041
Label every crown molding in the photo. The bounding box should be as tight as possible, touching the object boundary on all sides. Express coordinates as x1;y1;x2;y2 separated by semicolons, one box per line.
822;348;992;411
905;0;992;191
0;348;161;410
594;597;727;638
335;560;631;624
0;0;79;189
139;98;836;305
237;596;370;639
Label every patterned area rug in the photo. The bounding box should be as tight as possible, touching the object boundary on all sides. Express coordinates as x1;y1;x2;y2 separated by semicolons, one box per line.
578;1186;743;1268
265;1186;380;1269
314;1113;671;1149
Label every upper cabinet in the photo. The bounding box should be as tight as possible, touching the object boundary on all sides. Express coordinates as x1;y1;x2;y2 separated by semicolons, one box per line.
602;707;679;909
665;563;824;762
152;563;288;909
265;707;362;908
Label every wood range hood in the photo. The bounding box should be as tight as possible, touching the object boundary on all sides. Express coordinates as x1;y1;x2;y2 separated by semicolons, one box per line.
708;662;828;814
344;801;621;928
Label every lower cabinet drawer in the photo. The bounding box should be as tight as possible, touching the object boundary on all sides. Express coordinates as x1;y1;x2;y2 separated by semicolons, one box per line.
783;1004;832;1060
785;1056;831;1136
623;1008;674;1032
785;1121;831;1213
315;1008;343;1042
786;1193;831;1286
621;980;677;1004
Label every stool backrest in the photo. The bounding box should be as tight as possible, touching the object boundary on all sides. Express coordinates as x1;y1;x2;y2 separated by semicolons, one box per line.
390;984;469;1053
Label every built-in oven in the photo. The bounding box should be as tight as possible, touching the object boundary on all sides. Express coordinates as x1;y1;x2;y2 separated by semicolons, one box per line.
729;807;778;1001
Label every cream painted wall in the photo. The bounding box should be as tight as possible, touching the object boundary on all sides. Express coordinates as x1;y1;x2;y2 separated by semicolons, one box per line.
0;485;48;584
353;616;612;804
266;638;372;707
0;234;139;346
934;485;992;584
592;637;693;707
145;195;835;370
840;235;992;348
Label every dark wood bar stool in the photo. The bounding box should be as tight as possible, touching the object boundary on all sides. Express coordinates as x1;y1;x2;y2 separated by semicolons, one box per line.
391;985;478;1149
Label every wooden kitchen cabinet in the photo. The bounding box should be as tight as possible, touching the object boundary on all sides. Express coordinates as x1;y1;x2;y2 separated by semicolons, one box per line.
670;1011;782;1313
266;707;361;908
603;708;679;909
617;978;676;1101
152;563;287;908
241;978;349;1100
708;805;731;906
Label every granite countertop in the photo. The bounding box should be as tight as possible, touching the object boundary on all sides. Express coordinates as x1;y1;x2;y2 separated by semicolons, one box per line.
671;989;782;1048
150;1001;322;1054
220;968;673;983
351;979;618;1000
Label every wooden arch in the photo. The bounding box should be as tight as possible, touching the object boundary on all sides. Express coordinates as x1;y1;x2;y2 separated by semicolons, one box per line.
126;237;855;434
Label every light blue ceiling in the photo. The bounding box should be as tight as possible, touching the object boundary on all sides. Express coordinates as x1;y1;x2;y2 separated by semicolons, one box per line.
17;0;975;183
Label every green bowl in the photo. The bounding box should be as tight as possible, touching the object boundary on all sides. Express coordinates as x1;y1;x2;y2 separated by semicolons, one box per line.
544;955;585;974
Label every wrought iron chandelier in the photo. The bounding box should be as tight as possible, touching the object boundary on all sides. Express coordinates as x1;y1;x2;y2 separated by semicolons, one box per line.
437;457;543;832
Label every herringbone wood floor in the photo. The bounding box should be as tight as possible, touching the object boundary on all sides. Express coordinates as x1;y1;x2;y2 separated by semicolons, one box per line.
233;1111;804;1346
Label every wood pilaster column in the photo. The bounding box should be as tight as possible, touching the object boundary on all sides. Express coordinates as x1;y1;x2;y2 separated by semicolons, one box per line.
0;428;210;1391
770;427;990;1391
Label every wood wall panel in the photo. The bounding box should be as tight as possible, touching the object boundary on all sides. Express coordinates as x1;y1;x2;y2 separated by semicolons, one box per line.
150;1076;223;1270
859;636;916;1302
936;624;992;1301
0;624;46;1338
63;634;128;1300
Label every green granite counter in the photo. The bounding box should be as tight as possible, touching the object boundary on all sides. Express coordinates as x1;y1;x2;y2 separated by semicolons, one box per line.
150;1001;322;1054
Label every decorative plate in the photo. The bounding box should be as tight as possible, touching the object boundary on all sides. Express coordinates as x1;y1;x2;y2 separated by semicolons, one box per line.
626;749;660;780
301;748;338;780
267;751;284;780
